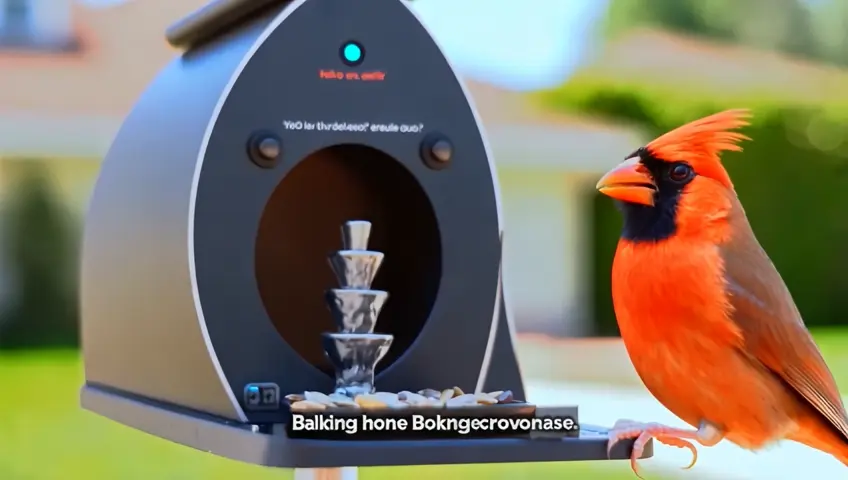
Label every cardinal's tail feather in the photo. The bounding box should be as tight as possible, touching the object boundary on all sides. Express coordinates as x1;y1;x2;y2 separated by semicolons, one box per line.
789;438;848;466
789;419;848;467
836;441;848;467
832;444;848;467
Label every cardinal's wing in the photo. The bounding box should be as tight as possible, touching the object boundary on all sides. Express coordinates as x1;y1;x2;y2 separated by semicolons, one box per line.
720;199;848;441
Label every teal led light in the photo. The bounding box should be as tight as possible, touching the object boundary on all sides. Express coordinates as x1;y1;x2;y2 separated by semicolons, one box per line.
341;42;363;64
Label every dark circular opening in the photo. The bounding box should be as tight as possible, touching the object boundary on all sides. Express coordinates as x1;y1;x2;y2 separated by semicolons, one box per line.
256;144;442;376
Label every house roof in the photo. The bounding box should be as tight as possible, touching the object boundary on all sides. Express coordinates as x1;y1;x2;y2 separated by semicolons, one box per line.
0;0;639;170
0;1;207;116
583;29;848;104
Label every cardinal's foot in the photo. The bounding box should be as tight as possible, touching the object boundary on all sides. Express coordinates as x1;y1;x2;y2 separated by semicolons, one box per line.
607;419;699;479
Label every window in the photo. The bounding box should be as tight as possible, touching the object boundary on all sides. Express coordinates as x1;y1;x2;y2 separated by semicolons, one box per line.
0;0;78;52
2;0;33;38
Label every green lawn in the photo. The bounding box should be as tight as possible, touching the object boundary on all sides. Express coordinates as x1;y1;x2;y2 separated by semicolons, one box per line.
24;326;848;479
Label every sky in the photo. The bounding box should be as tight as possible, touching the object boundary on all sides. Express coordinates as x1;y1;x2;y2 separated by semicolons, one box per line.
410;0;609;90
80;0;126;5
80;0;609;91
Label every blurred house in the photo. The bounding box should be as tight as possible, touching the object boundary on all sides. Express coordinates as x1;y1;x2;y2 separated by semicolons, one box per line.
7;1;845;338
15;2;846;338
0;0;645;337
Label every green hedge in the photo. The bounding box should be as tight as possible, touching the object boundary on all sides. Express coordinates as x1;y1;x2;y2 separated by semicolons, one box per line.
538;76;848;336
0;161;79;349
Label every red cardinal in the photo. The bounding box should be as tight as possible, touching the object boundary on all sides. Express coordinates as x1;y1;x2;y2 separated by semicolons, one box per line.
595;109;848;477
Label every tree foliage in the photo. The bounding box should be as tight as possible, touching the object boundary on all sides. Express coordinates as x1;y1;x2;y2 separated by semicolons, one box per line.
811;0;848;66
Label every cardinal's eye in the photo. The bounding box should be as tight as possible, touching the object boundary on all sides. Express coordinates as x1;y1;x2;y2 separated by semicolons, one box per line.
668;163;694;183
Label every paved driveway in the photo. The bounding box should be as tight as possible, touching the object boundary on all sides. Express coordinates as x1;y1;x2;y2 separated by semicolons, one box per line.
527;379;847;479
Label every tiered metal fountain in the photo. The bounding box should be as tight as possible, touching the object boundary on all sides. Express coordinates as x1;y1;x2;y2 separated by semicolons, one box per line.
323;220;393;398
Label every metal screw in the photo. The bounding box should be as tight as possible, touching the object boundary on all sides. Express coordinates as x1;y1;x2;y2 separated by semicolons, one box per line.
247;132;282;169
431;140;452;163
420;133;453;170
258;137;281;160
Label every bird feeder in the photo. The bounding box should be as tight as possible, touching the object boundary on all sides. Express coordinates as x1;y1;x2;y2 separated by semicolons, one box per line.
79;0;649;473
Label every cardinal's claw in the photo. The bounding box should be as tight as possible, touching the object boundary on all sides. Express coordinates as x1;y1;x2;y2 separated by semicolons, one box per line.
607;419;700;478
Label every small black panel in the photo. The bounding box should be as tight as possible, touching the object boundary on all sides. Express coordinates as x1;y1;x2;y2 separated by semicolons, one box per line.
244;382;280;411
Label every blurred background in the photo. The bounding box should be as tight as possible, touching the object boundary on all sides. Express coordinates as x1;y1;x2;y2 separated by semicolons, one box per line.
2;0;848;478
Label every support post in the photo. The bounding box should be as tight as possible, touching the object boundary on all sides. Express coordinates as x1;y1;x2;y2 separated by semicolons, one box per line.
293;467;359;480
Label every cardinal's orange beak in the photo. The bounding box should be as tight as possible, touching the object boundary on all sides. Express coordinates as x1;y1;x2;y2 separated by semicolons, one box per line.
596;157;657;207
